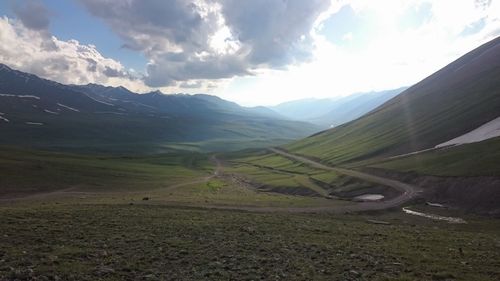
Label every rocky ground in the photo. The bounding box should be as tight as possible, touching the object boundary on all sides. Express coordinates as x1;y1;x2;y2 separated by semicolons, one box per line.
1;203;499;280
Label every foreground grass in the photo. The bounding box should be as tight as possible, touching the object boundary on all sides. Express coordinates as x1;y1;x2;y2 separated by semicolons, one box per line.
0;204;499;281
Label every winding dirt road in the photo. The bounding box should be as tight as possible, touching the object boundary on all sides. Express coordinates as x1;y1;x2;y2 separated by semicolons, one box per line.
268;148;422;212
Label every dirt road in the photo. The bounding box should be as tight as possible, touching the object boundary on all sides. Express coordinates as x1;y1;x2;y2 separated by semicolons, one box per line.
269;148;422;212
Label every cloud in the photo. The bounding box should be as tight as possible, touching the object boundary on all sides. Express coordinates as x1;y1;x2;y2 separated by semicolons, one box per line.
0;16;146;91
12;0;59;51
12;0;51;31
79;0;213;55
103;65;135;79
144;52;250;87
78;0;332;87
179;80;203;89
219;0;331;66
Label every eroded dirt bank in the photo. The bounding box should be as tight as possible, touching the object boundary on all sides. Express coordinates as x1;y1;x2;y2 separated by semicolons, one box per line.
362;167;500;217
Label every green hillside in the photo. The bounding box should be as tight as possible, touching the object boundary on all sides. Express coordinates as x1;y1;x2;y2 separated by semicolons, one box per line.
285;37;500;165
366;137;500;177
0;146;211;198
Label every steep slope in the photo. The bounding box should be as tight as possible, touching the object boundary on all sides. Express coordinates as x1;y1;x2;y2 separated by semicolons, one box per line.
286;36;500;165
0;64;319;151
270;88;406;128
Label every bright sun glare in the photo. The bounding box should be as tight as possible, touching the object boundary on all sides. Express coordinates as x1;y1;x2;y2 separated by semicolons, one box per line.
216;0;500;106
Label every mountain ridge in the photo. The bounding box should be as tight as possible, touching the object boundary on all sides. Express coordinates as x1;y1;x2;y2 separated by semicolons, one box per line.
0;64;319;152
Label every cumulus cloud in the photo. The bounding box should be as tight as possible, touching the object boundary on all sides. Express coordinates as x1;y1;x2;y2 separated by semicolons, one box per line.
0;17;145;90
79;0;331;87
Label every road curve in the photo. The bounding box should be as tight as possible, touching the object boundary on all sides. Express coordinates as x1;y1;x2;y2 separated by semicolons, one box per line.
269;148;422;212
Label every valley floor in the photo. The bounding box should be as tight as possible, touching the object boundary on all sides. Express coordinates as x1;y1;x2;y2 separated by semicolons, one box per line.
1;146;500;280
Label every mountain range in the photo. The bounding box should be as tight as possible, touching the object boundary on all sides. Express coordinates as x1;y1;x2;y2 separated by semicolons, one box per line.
0;64;319;152
270;87;407;128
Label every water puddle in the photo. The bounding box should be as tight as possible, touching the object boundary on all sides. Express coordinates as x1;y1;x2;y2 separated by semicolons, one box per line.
354;194;384;201
402;207;466;224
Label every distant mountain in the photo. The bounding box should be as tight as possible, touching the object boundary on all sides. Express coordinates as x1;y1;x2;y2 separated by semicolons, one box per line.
270;98;339;121
286;36;500;164
309;88;407;127
269;88;406;128
0;64;320;152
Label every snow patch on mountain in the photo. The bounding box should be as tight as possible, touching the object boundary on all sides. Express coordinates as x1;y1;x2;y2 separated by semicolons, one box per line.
57;103;80;112
84;94;114;106
436;116;500;148
95;112;126;115
0;94;40;99
44;109;59;115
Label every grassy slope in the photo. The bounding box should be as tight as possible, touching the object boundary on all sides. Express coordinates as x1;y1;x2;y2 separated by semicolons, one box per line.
0;146;212;197
223;151;396;199
225;152;338;196
1;204;499;280
285;37;500;165
165;137;298;153
366;137;500;177
157;179;333;207
0;146;347;208
0;111;317;153
225;154;328;196
31;137;298;155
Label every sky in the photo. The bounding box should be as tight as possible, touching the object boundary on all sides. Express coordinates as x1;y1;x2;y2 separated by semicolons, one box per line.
0;0;499;106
